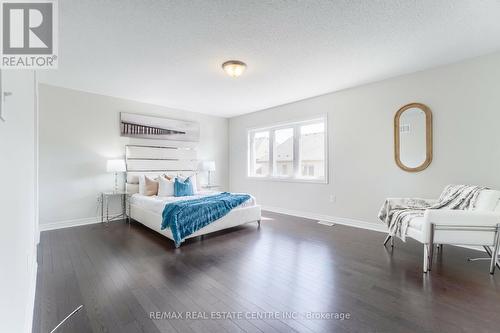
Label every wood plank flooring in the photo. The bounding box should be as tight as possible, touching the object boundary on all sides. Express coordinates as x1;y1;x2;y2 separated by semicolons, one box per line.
33;211;500;333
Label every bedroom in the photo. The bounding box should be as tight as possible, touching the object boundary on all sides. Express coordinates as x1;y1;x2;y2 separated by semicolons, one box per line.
1;1;500;332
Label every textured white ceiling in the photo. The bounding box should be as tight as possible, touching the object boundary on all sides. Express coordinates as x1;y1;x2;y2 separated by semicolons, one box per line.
38;0;500;117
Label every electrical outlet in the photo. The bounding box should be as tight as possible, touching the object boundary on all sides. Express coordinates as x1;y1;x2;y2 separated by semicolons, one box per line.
329;194;336;203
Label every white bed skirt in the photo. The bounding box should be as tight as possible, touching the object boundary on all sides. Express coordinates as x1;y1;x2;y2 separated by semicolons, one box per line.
130;203;262;242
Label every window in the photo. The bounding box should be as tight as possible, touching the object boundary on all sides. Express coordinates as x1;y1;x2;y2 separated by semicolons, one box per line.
249;131;270;176
301;164;315;177
248;117;327;182
273;128;294;177
299;122;325;179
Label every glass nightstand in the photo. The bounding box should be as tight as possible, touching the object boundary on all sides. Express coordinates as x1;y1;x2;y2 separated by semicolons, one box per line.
100;191;130;223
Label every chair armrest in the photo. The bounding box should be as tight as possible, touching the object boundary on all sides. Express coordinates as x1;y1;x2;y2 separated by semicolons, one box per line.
421;210;500;243
425;209;500;226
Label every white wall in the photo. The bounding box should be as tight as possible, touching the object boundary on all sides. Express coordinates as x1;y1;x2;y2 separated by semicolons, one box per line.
0;71;38;333
39;85;228;228
229;52;500;225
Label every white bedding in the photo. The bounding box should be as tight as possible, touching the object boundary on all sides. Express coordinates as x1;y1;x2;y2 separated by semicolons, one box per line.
129;191;257;215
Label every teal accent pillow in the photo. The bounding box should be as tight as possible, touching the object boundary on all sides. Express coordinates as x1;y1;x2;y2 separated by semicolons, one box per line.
174;177;194;197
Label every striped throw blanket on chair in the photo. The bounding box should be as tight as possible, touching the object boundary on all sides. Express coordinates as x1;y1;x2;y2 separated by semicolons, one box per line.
378;185;487;241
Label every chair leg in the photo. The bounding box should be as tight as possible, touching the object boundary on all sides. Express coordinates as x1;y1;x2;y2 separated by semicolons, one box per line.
429;244;435;271
428;224;435;271
423;245;428;273
383;234;393;247
481;246;500;270
489;225;500;274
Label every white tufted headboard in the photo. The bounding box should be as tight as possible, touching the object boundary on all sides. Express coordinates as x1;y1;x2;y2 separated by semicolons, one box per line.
125;144;198;193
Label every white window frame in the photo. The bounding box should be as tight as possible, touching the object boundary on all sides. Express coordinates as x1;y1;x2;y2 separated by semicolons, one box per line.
247;116;328;184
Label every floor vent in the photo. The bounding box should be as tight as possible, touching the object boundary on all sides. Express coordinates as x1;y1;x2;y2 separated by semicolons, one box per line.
317;220;335;227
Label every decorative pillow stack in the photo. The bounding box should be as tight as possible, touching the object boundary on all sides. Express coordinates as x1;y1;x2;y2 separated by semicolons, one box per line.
138;174;199;197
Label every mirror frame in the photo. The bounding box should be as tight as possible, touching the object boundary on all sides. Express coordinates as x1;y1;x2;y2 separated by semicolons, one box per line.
394;102;433;172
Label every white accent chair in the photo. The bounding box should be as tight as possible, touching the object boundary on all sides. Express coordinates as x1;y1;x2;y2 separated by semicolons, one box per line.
384;190;500;274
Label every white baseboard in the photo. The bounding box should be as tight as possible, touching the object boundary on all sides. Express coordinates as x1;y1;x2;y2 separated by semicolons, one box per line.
262;205;386;233
39;216;102;231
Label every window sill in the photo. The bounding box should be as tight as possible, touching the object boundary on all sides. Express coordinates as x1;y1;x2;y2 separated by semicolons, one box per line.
246;176;328;184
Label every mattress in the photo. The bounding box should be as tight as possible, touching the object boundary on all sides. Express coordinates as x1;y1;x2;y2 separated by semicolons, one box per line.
129;191;257;216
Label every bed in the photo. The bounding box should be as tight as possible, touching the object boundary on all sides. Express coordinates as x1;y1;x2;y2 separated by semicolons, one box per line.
125;145;261;246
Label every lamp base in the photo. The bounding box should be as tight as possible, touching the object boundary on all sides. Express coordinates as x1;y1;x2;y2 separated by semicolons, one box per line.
114;172;119;192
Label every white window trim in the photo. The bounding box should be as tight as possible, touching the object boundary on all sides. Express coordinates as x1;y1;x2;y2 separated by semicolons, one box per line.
247;115;328;184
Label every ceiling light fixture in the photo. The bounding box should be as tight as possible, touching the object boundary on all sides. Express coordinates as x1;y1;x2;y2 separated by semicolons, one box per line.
222;60;247;78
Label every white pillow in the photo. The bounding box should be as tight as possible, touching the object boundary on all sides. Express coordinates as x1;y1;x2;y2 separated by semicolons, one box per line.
158;176;175;197
473;190;500;212
138;175;146;195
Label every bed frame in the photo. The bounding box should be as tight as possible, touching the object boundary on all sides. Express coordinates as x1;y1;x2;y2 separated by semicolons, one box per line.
125;144;261;244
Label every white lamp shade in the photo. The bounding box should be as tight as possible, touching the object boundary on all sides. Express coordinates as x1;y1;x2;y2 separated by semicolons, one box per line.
200;160;216;171
107;159;126;172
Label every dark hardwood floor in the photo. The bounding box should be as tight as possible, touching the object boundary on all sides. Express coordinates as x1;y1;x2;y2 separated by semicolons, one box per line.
33;211;500;333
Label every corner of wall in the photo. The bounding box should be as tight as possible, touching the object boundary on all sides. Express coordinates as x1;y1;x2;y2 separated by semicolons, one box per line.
24;247;38;333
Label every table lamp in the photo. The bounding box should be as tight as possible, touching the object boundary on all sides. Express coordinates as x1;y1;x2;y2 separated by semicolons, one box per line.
200;160;216;186
107;159;126;192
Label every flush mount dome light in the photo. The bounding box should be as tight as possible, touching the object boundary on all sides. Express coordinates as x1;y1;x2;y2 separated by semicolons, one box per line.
222;60;247;77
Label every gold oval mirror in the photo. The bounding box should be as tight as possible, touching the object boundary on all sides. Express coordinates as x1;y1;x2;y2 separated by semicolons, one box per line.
394;103;432;172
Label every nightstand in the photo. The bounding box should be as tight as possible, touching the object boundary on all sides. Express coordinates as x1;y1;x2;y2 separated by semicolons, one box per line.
100;191;130;223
